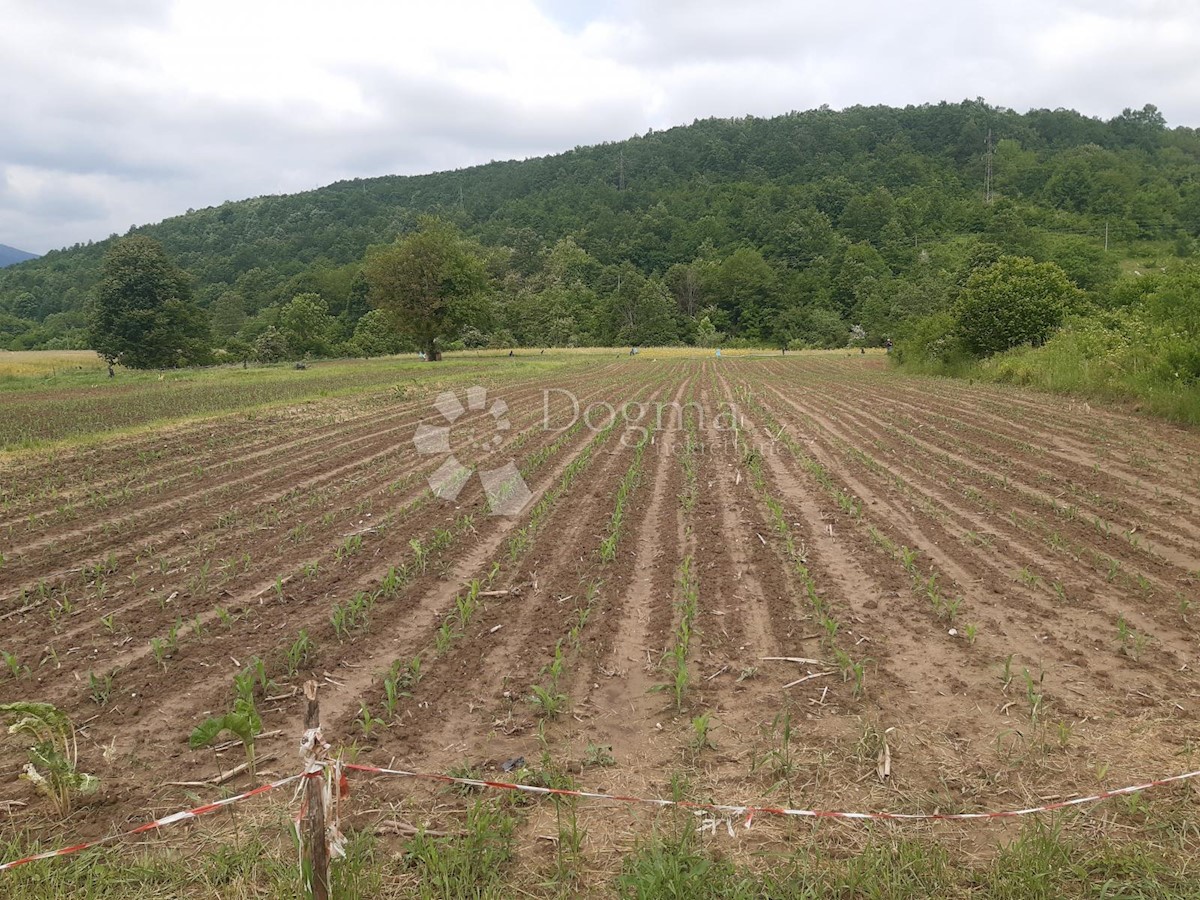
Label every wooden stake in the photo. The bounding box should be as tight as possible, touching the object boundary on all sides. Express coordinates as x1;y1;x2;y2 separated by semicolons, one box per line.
301;680;329;900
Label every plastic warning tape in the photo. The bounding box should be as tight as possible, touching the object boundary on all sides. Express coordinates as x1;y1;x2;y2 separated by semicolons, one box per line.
343;763;1200;824
0;772;305;874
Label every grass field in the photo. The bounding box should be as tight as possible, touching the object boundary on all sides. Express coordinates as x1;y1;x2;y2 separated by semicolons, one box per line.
1;351;1199;897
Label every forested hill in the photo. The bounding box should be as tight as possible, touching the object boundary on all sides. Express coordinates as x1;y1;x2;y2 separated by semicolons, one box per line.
2;99;1198;351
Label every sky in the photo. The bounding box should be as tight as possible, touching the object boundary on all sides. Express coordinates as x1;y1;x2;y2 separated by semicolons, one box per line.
2;0;1198;255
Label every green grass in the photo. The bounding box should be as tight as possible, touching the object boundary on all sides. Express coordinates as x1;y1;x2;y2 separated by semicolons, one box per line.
0;352;581;450
4;802;1200;897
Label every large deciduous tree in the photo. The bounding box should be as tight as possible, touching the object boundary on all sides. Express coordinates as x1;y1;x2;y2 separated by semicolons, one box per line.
88;236;211;370
362;219;488;360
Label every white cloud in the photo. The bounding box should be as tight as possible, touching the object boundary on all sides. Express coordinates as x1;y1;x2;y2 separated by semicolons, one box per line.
1;0;1197;253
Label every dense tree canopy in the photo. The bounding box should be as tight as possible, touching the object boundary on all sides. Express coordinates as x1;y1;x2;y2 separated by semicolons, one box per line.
954;257;1079;356
0;100;1195;358
88;236;211;369
362;219;489;358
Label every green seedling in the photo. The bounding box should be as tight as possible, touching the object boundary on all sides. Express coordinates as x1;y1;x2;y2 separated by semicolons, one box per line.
3;650;27;679
584;742;616;768
357;702;386;737
689;713;715;754
88;670;114;706
286;630;312;676
190;675;261;778
529;685;568;719
1023;668;1044;726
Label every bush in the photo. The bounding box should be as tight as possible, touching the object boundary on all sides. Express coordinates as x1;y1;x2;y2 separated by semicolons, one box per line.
894;312;967;369
955;256;1079;356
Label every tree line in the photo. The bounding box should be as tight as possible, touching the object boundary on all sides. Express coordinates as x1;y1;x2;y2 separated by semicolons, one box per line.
2;99;1199;362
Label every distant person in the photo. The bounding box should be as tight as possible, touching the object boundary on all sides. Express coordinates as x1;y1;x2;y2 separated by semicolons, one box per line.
860;347;865;355
715;348;722;358
508;349;514;357
885;338;894;354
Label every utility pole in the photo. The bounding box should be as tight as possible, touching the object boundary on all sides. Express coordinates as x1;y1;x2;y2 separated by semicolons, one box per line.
984;129;994;204
1104;221;1109;252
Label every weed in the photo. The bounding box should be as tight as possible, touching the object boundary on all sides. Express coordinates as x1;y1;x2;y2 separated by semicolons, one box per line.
1023;668;1045;726
409;537;429;574
584;742;616;768
0;702;99;816
405;799;516;896
88;670;113;706
751;709;797;792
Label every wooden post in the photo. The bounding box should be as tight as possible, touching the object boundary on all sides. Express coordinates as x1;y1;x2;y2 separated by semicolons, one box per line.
301;680;329;900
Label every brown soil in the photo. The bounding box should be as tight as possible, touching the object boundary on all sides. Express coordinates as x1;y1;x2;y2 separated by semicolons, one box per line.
1;355;1198;868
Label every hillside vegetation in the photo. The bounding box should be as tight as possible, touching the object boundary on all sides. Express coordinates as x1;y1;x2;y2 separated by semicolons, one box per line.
1;100;1198;414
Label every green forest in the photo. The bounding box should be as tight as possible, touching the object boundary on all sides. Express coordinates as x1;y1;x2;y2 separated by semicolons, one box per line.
1;99;1199;416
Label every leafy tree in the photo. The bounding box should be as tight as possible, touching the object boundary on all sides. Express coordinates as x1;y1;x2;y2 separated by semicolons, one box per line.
955;256;1078;356
693;315;725;347
363;219;488;359
87;236;211;370
351;309;407;357
774;305;846;349
209;291;247;341
254;326;288;362
279;292;337;357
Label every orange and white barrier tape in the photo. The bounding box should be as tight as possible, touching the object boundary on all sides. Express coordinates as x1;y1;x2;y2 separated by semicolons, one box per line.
0;772;304;874
6;763;1200;874
343;762;1200;824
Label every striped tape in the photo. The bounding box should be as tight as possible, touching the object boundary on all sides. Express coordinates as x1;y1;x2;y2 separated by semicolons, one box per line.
343;762;1200;823
7;763;1200;874
0;772;304;874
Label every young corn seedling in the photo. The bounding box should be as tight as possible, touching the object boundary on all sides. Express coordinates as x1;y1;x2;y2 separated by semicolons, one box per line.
189;675;262;778
382;674;401;719
285;630;312;676
357;702;386;738
1117;615;1149;661
2;650;27;679
689;713;715;755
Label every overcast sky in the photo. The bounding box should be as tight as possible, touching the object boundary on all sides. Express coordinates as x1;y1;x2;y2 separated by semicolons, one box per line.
2;0;1197;255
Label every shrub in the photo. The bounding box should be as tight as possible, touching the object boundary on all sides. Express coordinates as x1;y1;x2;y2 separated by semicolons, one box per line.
955;256;1079;357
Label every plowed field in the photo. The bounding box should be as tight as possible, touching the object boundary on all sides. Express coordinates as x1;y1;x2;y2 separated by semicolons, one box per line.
2;353;1199;888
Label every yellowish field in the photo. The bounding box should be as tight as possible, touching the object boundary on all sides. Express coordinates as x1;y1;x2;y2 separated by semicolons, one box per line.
0;349;103;378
